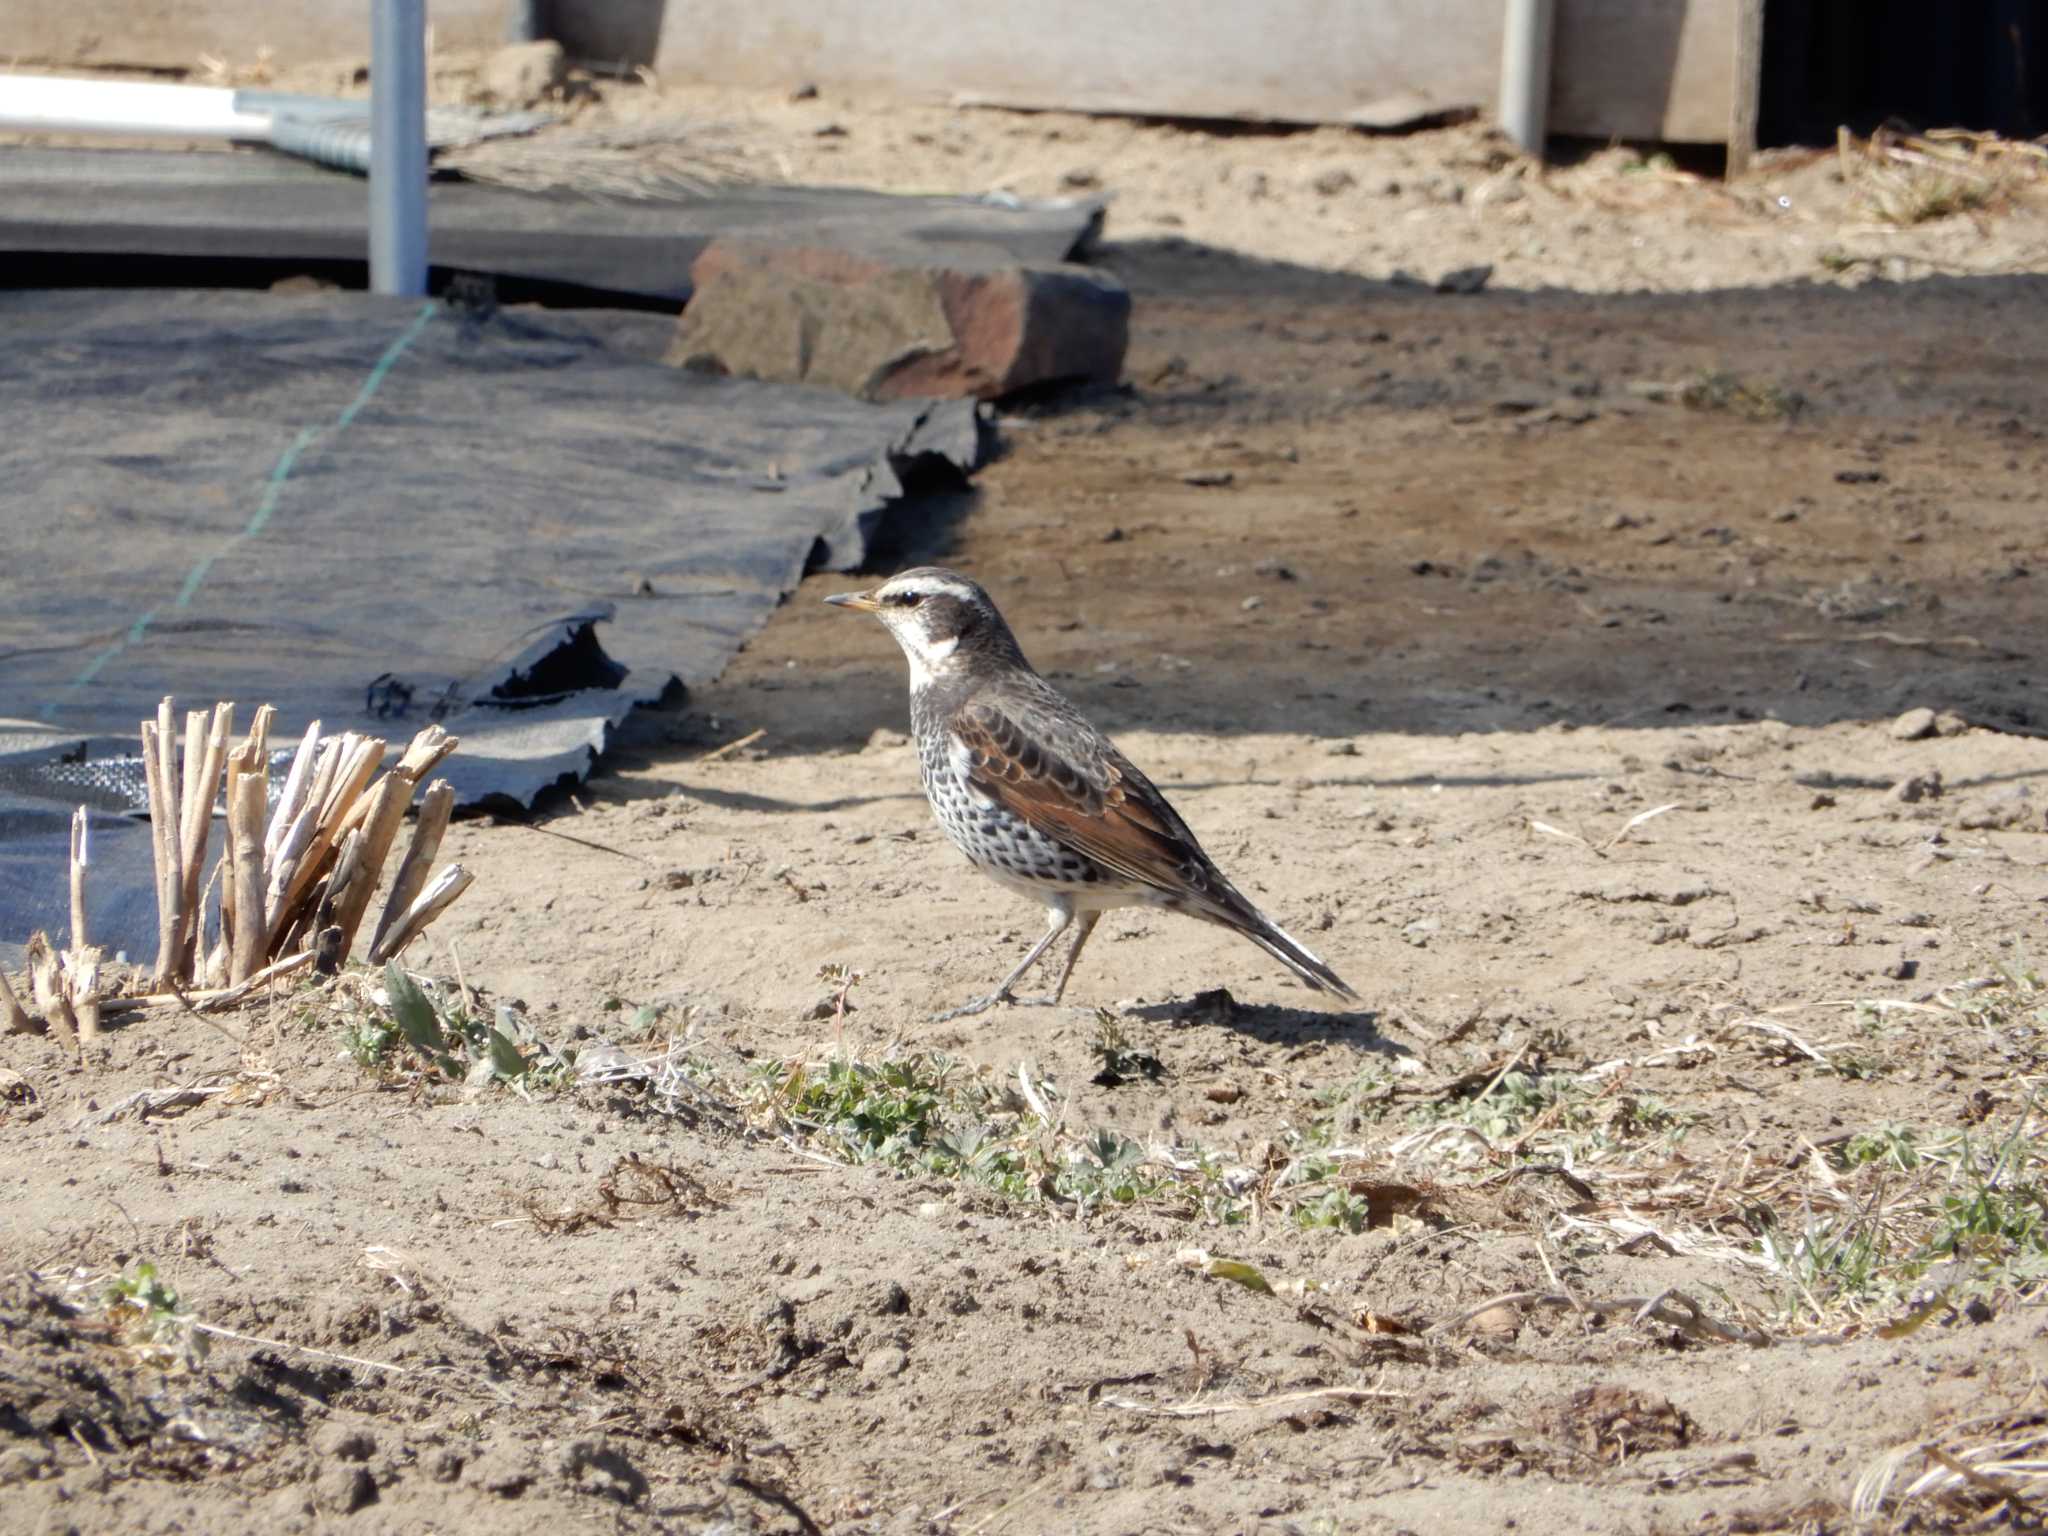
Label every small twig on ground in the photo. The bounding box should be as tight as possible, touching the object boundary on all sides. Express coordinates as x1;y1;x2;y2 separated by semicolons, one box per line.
727;1473;823;1536
1099;1384;1405;1418
511;821;650;863
1603;802;1680;851
1471;1043;1529;1108
1922;1445;2040;1517
698;726;766;763
1729;1016;1836;1068
1528;818;1604;858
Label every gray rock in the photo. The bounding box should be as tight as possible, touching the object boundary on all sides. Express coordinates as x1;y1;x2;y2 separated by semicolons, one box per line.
1890;707;1938;741
315;1464;376;1515
1956;784;2036;830
1435;264;1494;295
314;1424;377;1463
463;1446;534;1498
1888;771;1942;804
862;1344;908;1380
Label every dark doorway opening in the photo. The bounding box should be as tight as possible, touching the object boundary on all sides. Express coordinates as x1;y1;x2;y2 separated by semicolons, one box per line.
1762;0;2047;148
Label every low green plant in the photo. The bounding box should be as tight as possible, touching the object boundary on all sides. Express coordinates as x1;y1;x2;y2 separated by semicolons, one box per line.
1089;1011;1164;1086
354;962;571;1092
104;1260;205;1368
1758;1103;2047;1325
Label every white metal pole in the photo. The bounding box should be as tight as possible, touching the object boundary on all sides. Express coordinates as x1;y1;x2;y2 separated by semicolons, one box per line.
0;76;274;139
1499;0;1556;159
369;0;429;296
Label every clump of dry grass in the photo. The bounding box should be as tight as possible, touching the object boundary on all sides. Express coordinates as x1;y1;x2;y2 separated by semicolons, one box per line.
1854;1414;2048;1526
1839;124;2043;227
1679;370;1806;421
438;122;756;199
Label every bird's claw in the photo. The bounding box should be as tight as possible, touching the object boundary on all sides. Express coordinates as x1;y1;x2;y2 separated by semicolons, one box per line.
932;991;1010;1022
932;989;1069;1022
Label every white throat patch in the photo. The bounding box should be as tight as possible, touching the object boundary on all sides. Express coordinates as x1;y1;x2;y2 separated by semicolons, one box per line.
904;632;959;690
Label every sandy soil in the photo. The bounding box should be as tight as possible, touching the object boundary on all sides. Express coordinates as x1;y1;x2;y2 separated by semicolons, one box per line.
6;59;2048;1536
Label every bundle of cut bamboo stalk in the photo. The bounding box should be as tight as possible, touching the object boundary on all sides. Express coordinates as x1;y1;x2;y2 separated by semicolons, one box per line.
5;698;478;1057
139;698;475;990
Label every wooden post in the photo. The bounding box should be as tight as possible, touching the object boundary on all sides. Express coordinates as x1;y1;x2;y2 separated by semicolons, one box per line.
1726;0;1763;177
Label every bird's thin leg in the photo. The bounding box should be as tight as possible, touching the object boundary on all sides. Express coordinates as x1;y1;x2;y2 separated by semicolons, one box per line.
1042;910;1102;1006
933;903;1070;1022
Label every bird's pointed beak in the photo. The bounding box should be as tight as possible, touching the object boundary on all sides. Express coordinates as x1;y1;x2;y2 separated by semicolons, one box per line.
825;590;881;612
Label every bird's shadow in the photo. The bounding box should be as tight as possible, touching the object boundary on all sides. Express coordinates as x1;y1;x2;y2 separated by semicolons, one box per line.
1125;988;1413;1061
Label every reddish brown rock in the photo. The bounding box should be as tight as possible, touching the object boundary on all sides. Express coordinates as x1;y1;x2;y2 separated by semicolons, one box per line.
668;238;1129;401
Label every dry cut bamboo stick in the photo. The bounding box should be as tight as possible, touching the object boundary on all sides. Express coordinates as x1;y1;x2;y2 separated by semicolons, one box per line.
141;710;182;987
175;703;234;974
328;772;413;957
226;769;269;986
0;965;33;1034
270;735;385;944
369;779;454;961
99;949;314;1015
68;806;90;954
26;933;77;1049
66;805;101;1048
66;949;101;1049
369;864;474;965
265;720;323;861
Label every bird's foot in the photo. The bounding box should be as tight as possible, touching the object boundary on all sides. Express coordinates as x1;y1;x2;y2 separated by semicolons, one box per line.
931;990;1012;1023
932;990;1068;1022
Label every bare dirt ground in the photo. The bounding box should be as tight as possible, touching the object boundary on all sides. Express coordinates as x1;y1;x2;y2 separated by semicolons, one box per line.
6;57;2048;1536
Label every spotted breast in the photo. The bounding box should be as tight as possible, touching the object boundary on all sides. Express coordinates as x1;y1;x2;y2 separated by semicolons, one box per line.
911;687;1107;892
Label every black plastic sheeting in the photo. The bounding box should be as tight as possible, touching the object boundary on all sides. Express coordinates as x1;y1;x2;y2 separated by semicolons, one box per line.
0;289;985;957
0;148;1105;303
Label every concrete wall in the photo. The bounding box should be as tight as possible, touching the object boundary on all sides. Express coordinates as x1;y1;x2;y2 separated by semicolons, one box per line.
12;0;518;73
558;0;1751;143
11;0;1754;147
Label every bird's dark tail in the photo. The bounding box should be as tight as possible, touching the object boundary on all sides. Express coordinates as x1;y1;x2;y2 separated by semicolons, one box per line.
1207;896;1359;1003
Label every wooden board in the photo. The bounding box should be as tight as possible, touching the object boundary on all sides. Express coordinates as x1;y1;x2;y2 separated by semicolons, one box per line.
1550;0;1750;143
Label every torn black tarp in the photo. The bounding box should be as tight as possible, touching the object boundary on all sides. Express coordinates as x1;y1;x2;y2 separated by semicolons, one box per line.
0;148;1104;302
0;288;987;957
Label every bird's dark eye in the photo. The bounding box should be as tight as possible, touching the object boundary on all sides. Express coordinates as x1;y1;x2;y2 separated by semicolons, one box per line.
887;590;923;608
